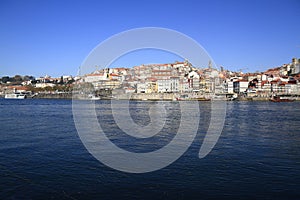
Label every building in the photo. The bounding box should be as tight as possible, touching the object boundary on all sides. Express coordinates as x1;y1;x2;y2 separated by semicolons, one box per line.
179;78;190;93
157;79;171;93
137;82;147;93
170;77;179;92
35;82;56;88
227;81;234;94
84;73;107;82
233;80;248;94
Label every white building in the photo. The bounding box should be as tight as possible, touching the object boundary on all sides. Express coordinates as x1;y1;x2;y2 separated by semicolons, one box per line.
188;71;200;79
124;87;136;94
227;81;234;94
84;73;107;83
157;79;171;93
170;77;179;92
136;83;147;93
35;83;56;88
233;80;248;93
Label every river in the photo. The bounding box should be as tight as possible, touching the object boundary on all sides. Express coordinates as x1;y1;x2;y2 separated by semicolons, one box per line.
0;99;299;199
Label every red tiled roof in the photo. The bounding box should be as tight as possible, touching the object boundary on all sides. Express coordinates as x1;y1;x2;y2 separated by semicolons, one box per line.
146;77;157;81
152;70;172;72
110;73;120;76
7;86;30;91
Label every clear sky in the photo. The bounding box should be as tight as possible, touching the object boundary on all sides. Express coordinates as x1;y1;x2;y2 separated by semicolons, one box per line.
0;0;299;77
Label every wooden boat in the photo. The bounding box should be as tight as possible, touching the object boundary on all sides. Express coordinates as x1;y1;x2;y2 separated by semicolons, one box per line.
269;96;294;102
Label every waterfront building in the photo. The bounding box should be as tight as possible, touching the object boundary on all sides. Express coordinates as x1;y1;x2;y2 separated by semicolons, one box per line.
227;81;234;94
137;82;147;93
124;87;136;94
84;73;107;82
91;79;121;90
35;82;56;88
157;79;171;93
4;85;31;94
233;80;249;94
170;77;180;92
145;80;158;93
190;78;200;92
179;78;190;93
260;81;272;94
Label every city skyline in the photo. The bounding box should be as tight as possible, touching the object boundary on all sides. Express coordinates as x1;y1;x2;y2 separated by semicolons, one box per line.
0;0;299;77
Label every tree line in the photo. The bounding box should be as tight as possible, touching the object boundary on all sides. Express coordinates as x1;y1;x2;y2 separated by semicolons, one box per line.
0;75;35;84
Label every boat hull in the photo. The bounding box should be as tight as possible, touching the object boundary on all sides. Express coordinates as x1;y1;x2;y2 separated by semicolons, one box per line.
5;94;26;99
269;97;294;102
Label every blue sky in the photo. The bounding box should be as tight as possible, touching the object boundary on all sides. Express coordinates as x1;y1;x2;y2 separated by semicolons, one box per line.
0;0;299;77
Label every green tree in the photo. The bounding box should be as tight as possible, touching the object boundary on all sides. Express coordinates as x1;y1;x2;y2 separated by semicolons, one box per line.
14;75;23;82
1;76;9;83
44;86;54;92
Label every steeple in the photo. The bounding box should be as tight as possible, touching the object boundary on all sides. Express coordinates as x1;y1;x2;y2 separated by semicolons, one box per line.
208;60;212;69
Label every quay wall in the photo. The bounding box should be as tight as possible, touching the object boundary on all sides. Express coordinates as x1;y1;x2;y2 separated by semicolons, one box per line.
129;93;175;100
32;93;73;99
1;93;299;101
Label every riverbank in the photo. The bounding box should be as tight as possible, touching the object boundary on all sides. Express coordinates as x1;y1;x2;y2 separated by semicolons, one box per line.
32;93;73;99
1;93;299;101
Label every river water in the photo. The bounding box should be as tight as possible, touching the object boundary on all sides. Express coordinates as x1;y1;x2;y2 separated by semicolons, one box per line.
0;99;299;199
